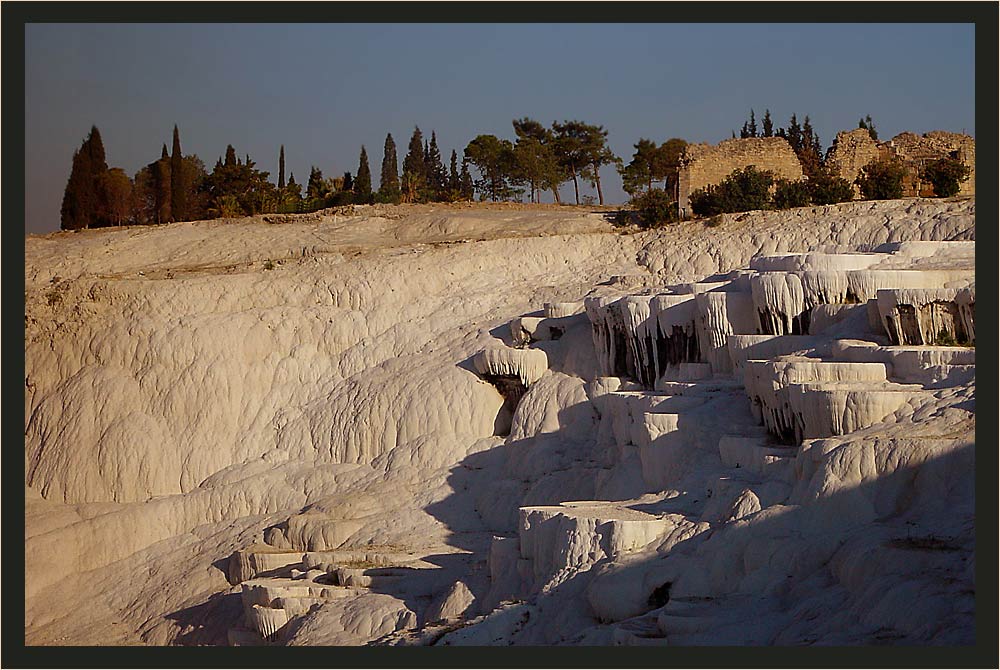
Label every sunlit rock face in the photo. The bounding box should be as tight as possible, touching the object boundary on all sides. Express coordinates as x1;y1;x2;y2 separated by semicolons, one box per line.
24;199;974;647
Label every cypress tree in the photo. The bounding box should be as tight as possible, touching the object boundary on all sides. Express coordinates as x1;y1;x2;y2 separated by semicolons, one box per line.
278;145;285;189
401;127;425;202
449;150;460;195
748;110;757;138
88;126;111;226
153;144;172;225
786;114;802;154
60;147;93;230
422;138;432;198
170;125;186;221
424;131;447;200
225;145;237;167
342;171;353;192
354;145;372;201
379;133;400;201
762;110;774;137
60;126;111;230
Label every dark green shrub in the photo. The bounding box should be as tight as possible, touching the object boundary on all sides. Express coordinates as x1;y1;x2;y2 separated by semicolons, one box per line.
808;167;855;205
689;184;724;217
773;179;811;209
920;157;970;198
629;188;678;229
689;165;774;217
855;157;906;200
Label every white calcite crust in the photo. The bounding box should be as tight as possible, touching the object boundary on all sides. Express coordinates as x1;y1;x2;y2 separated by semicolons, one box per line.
23;199;974;647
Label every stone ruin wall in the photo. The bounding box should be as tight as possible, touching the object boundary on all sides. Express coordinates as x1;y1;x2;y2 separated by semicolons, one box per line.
827;129;975;199
824;128;884;198
678;130;975;218
677;137;804;217
889;131;976;197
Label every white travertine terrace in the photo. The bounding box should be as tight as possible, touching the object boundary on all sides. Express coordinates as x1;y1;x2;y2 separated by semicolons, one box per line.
472;346;549;388
24;199;974;647
876;286;976;346
544;301;585;318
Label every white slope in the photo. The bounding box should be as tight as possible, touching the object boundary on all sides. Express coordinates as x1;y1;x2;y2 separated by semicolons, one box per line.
23;198;974;646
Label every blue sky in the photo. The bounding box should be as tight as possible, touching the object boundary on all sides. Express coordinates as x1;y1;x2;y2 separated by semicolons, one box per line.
25;23;975;233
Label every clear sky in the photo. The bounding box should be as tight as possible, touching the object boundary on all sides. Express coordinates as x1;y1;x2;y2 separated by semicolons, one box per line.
25;22;975;234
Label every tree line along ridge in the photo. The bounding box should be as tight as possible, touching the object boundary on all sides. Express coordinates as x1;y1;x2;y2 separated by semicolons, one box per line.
58;111;972;232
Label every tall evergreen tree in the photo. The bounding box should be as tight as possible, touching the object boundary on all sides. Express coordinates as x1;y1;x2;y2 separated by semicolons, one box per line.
785;114;802;154
60;147;94;230
379;133;400;201
153;144;172;224
459;157;474;201
170;125;186;222
61;126;111;230
762;110;774;137
225;145;237;167
426;131;448;200
354;145;372;202
401;127;426;202
448;149;460;197
748;110;757;138
797;116;823;178
278;145;286;189
307;166;326;200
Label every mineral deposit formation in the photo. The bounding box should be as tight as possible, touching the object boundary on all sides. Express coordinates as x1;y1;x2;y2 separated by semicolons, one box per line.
24;198;975;646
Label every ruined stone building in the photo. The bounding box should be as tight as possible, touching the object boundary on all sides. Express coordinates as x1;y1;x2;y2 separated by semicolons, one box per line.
677;137;804;218
824;128;975;199
677;130;975;218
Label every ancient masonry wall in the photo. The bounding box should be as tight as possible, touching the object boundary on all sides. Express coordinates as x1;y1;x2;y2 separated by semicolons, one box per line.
677;137;804;218
827;129;976;198
678;130;976;218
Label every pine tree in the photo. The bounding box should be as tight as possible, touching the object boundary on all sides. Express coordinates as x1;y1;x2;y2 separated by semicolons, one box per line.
225;145;237;167
171;125;186;221
278;145;285;189
354;145;372;202
748;110;757;138
379;133;400;201
513;118;564;204
552;120;591;205
401;127;426;203
762;110;773;137
581;123;615;205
